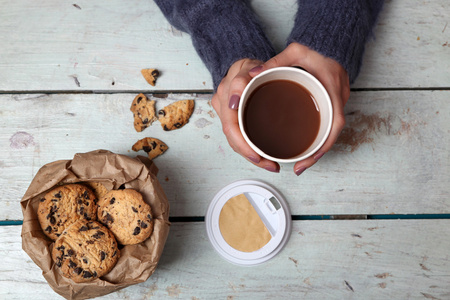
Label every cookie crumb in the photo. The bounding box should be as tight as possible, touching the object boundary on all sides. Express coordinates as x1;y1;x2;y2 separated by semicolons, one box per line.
141;68;160;86
132;137;168;160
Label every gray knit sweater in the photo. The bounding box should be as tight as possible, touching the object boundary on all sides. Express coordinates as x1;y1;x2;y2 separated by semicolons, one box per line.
154;0;384;89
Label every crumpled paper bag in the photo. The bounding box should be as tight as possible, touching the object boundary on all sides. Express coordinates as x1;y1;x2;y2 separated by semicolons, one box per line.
21;150;170;299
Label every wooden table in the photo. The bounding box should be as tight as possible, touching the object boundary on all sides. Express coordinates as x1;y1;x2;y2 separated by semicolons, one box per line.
1;1;449;299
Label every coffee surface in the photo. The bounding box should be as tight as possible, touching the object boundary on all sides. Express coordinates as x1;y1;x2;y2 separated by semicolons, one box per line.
243;80;320;159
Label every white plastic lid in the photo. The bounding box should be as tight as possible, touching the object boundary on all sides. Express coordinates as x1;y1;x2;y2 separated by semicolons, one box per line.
205;180;292;266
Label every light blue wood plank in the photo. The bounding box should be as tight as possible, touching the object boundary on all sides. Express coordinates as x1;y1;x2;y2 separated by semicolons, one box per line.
2;221;450;299
1;91;448;220
0;0;449;91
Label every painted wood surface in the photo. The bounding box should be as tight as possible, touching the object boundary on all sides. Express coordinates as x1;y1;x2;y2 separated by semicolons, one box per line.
0;0;449;92
2;221;450;299
1;91;449;220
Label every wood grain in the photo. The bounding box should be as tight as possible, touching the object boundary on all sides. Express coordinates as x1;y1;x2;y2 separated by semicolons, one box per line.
2;221;450;299
1;91;448;220
0;0;449;92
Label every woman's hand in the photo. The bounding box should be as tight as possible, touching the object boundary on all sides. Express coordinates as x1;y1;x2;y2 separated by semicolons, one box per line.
211;58;280;173
249;43;350;175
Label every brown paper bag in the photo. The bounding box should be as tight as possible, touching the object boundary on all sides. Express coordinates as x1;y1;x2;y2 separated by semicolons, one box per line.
20;150;170;300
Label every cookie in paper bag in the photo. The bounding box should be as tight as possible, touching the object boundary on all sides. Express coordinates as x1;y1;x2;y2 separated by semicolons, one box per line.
37;184;98;240
97;189;154;245
52;220;120;283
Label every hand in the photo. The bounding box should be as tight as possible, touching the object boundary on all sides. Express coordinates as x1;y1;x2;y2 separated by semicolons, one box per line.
249;43;350;175
211;58;280;173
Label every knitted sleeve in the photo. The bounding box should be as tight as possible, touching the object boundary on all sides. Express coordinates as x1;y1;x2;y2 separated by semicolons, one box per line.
287;0;384;83
154;0;276;89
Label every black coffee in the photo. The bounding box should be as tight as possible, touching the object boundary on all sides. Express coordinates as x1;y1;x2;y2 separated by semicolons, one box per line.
243;80;320;159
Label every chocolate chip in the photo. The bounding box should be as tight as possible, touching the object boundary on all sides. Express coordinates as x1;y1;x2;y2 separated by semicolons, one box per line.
174;122;182;128
83;258;88;264
110;197;115;205
82;271;93;278
105;213;114;224
158;110;166;116
78;199;83;205
143;118;149;124
86;240;94;245
40;198;45;202
69;260;77;268
163;125;169;131
147;214;152;221
151;69;159;77
132;207;138;213
49;216;56;225
133;227;141;235
140;221;148;229
56;260;62;267
92;230;105;239
56;233;61;237
54;192;62;198
45;226;52;233
100;251;106;261
143;146;151;153
57;245;65;251
79;225;88;232
83;191;89;199
74;267;82;275
112;250;117;257
137;96;143;104
67;249;74;256
151;141;157;149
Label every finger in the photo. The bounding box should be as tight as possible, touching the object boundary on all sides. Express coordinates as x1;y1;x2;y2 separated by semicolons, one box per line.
249;44;307;77
228;61;262;110
293;84;346;176
220;103;261;163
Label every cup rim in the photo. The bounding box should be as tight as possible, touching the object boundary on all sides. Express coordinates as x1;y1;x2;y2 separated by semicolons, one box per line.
238;67;333;163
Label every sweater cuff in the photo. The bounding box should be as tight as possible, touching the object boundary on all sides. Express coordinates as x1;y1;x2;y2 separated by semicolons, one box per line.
155;0;276;90
287;0;384;83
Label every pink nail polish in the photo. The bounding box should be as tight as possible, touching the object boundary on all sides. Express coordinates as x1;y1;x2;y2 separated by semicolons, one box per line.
248;156;260;164
229;94;240;110
295;167;306;176
249;66;263;73
314;152;325;161
265;165;280;173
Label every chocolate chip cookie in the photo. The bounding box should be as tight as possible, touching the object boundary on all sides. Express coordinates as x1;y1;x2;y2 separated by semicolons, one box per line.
141;68;159;86
97;189;154;245
158;99;194;131
38;184;98;241
132;137;168;160
52;220;120;283
130;93;157;132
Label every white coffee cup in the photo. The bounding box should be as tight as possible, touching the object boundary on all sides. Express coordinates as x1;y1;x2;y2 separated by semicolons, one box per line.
238;67;333;163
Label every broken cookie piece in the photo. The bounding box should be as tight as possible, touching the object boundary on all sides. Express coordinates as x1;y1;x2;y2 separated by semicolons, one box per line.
141;68;160;86
132;137;168;160
130;93;157;132
158;100;195;131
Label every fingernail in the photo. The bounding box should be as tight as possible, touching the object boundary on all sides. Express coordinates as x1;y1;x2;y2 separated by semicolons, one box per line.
248;156;260;164
295;167;307;176
249;65;263;73
265;165;280;173
314;152;325;161
229;94;240;110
